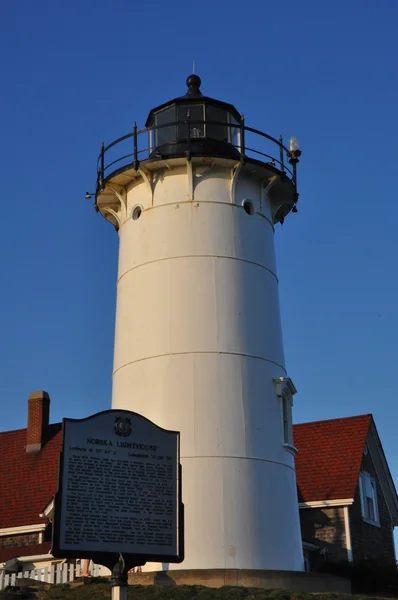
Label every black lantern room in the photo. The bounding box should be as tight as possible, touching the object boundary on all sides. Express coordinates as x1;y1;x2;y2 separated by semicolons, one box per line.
145;75;242;160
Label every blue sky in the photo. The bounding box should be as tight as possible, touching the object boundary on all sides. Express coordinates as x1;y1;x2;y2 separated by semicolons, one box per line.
1;0;398;515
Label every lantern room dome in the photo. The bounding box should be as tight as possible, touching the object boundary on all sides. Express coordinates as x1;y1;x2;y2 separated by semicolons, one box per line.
145;75;242;160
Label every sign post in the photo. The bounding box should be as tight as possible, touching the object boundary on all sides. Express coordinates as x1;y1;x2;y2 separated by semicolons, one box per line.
52;409;184;596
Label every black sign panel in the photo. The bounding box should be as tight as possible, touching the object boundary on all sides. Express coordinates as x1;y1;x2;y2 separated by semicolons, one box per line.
52;409;183;569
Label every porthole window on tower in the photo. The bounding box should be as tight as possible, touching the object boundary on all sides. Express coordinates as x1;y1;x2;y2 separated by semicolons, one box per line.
242;199;255;215
132;205;142;221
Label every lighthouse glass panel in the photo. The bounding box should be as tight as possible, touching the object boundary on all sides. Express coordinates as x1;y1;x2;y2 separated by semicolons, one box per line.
230;115;241;149
154;107;176;147
206;106;228;142
177;104;204;139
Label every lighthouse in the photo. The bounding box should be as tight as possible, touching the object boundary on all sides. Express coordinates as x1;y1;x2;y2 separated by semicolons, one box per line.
93;75;304;574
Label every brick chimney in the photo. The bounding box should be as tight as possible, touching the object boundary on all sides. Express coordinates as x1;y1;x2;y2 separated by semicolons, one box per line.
26;391;50;453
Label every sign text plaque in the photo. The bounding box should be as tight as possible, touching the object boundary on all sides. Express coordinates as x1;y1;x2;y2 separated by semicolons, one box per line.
52;409;183;568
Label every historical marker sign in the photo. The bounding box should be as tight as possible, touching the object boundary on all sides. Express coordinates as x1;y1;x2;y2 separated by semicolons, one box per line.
52;409;183;567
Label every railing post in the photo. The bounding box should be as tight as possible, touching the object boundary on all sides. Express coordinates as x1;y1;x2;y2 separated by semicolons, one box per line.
133;122;138;170
240;114;245;157
279;134;285;172
100;142;105;187
186;111;191;161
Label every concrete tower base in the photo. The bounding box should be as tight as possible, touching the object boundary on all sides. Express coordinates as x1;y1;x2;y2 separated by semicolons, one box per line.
127;569;351;593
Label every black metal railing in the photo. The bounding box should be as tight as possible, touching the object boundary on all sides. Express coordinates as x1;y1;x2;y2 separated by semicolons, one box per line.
96;120;297;192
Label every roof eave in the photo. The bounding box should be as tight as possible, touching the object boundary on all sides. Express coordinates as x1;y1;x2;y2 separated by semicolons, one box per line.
299;498;354;509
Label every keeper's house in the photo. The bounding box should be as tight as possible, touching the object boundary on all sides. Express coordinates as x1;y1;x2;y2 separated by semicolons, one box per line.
1;392;397;575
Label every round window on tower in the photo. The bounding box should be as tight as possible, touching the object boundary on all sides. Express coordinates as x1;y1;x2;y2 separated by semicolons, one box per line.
242;199;255;215
132;205;142;221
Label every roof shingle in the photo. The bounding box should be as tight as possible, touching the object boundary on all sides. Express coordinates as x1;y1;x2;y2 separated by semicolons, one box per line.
293;414;372;503
0;424;62;529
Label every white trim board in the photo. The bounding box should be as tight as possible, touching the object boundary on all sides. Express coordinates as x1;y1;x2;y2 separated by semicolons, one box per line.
343;506;353;562
18;553;56;563
0;554;55;569
0;524;47;536
299;498;354;509
40;499;54;519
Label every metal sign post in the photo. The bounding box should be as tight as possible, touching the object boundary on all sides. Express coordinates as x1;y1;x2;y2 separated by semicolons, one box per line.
52;409;184;592
111;554;128;600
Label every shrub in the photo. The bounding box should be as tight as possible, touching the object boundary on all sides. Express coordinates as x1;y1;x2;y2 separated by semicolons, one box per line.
317;558;398;595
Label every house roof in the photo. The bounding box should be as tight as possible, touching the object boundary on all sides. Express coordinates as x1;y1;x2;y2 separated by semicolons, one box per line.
0;424;62;529
293;414;372;503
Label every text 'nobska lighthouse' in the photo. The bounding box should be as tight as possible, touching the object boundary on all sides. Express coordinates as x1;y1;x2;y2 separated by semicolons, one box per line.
93;75;303;573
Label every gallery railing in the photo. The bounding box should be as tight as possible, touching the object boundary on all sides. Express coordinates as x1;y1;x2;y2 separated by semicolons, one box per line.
96;119;298;193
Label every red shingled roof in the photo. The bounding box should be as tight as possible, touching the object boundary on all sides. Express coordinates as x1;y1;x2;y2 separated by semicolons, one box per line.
0;424;62;529
293;414;372;503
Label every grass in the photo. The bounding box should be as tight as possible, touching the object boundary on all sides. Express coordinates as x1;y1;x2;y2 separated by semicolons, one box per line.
0;581;392;600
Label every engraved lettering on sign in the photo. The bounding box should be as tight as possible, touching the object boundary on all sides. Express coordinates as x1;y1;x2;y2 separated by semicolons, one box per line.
63;454;174;548
54;411;180;559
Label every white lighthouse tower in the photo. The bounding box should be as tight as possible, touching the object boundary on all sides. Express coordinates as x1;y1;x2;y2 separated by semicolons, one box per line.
94;75;304;575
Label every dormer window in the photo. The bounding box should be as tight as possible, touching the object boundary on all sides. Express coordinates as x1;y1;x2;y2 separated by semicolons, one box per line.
359;471;379;526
